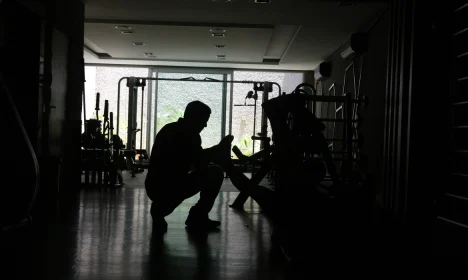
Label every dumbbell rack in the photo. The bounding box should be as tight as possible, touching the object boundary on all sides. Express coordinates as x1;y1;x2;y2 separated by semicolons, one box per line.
81;94;123;188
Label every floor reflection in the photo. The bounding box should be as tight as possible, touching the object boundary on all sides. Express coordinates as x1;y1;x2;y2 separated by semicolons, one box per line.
69;187;285;280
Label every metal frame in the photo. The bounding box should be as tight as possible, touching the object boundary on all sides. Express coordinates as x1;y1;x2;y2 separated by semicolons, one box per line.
221;74;227;139
152;71;159;142
145;68;153;153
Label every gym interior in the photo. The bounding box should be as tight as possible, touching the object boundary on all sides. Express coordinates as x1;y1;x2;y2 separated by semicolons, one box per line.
1;0;467;278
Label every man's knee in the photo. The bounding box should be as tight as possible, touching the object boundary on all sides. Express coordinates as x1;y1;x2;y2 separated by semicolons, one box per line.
206;165;224;183
151;198;181;217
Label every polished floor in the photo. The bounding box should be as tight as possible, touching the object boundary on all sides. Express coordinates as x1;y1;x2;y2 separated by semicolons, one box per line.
2;173;288;280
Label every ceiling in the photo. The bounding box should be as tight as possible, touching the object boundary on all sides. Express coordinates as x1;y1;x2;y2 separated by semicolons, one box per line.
83;0;389;71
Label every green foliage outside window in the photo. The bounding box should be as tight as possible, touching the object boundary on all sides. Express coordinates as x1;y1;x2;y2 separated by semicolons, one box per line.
156;105;184;131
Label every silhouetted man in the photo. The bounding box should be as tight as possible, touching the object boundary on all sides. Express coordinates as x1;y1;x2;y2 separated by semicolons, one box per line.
145;101;233;233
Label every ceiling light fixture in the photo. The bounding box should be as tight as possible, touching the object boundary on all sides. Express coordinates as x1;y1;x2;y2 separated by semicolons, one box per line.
210;28;226;33
254;0;271;3
133;42;145;46
212;33;225;37
337;1;355;7
115;25;132;30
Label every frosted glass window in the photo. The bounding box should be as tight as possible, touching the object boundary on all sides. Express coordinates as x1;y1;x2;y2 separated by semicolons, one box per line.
156;72;225;149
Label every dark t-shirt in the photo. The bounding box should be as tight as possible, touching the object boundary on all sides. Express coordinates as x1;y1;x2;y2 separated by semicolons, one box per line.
145;118;203;198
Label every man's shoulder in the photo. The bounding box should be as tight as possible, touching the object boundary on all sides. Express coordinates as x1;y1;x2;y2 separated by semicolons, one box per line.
159;121;179;134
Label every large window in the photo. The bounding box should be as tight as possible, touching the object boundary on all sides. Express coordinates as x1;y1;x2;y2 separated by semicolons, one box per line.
153;71;228;149
84;66;148;145
83;66;304;157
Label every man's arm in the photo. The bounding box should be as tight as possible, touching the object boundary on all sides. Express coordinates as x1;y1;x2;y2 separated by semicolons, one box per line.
191;135;234;170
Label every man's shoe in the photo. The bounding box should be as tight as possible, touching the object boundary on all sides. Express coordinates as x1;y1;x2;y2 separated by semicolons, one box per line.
152;217;168;235
185;209;221;229
185;217;221;229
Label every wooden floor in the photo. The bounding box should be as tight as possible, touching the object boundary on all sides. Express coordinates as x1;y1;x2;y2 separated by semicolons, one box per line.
1;173;289;280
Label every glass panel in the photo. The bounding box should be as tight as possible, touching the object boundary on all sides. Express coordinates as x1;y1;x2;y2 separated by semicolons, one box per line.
155;72;225;149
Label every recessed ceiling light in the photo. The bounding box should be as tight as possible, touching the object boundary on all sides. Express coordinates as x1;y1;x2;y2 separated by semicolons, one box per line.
210;28;226;33
121;30;134;35
115;25;132;30
212;33;225;37
337;1;355;6
214;45;226;48
254;0;270;3
133;42;145;46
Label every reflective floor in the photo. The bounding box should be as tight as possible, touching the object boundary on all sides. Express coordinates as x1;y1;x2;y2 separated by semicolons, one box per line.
1;186;287;280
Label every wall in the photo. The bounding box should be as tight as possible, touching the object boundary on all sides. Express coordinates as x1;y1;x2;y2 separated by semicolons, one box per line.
62;0;86;192
0;1;41;152
282;72;306;93
49;29;69;157
319;6;390;199
13;0;85;194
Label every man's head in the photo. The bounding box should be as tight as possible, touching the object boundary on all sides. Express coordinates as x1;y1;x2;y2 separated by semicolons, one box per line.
184;101;211;133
